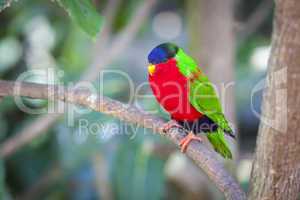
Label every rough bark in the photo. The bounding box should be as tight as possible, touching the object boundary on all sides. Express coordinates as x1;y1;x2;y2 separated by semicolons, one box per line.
249;0;300;199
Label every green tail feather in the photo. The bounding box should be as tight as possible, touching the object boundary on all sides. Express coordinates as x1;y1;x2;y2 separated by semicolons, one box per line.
206;128;233;159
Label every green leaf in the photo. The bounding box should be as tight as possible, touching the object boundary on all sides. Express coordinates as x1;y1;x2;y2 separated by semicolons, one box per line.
56;0;103;38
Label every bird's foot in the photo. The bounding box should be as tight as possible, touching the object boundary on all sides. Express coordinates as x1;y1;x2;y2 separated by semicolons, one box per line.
162;120;181;133
179;132;202;153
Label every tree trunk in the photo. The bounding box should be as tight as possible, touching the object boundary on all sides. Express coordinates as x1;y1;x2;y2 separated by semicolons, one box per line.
249;0;300;199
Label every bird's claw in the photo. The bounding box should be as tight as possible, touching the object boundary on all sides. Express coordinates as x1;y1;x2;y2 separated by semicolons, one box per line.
179;132;203;153
162;120;181;133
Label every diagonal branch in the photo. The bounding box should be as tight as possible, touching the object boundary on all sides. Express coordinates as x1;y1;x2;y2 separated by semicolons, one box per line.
0;80;246;200
81;0;156;81
2;0;157;158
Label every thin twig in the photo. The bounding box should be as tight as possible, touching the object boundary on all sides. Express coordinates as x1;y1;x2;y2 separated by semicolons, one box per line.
81;0;156;81
1;0;156;157
0;80;246;200
0;113;61;157
86;0;122;73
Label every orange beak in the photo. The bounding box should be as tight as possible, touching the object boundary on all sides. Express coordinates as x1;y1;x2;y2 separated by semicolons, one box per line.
148;64;156;76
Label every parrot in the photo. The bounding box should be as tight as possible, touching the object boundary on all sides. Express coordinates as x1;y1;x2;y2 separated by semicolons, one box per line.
147;43;235;159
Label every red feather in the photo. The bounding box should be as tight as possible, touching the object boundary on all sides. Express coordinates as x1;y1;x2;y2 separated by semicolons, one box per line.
149;58;203;121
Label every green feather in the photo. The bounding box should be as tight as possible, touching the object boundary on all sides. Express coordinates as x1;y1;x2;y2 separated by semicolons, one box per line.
207;128;232;159
175;48;234;159
175;48;198;77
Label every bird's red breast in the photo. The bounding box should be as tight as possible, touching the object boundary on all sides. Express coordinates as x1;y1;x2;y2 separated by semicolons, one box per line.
148;58;203;121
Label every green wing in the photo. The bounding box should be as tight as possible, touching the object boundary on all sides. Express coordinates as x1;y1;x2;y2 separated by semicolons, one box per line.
206;128;232;159
175;49;234;159
189;74;234;134
189;75;233;159
175;48;233;134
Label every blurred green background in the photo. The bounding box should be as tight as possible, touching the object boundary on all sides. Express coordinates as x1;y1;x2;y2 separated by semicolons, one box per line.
0;0;273;199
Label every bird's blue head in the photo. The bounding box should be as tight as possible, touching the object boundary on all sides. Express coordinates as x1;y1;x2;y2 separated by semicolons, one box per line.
148;43;179;64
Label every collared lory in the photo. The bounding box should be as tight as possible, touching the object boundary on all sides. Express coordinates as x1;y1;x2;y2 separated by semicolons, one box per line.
147;43;235;159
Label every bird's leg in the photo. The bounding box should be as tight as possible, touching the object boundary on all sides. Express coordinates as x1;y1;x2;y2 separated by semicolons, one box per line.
162;120;181;133
179;132;202;153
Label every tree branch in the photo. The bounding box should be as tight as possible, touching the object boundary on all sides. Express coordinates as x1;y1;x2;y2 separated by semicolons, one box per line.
249;0;300;198
1;0;157;158
0;80;246;200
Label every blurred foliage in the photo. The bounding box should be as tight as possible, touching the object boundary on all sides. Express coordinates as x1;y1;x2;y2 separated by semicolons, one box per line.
0;159;5;199
58;25;93;81
56;0;103;38
237;36;270;67
113;0;140;32
111;138;165;200
0;0;11;12
0;0;273;199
